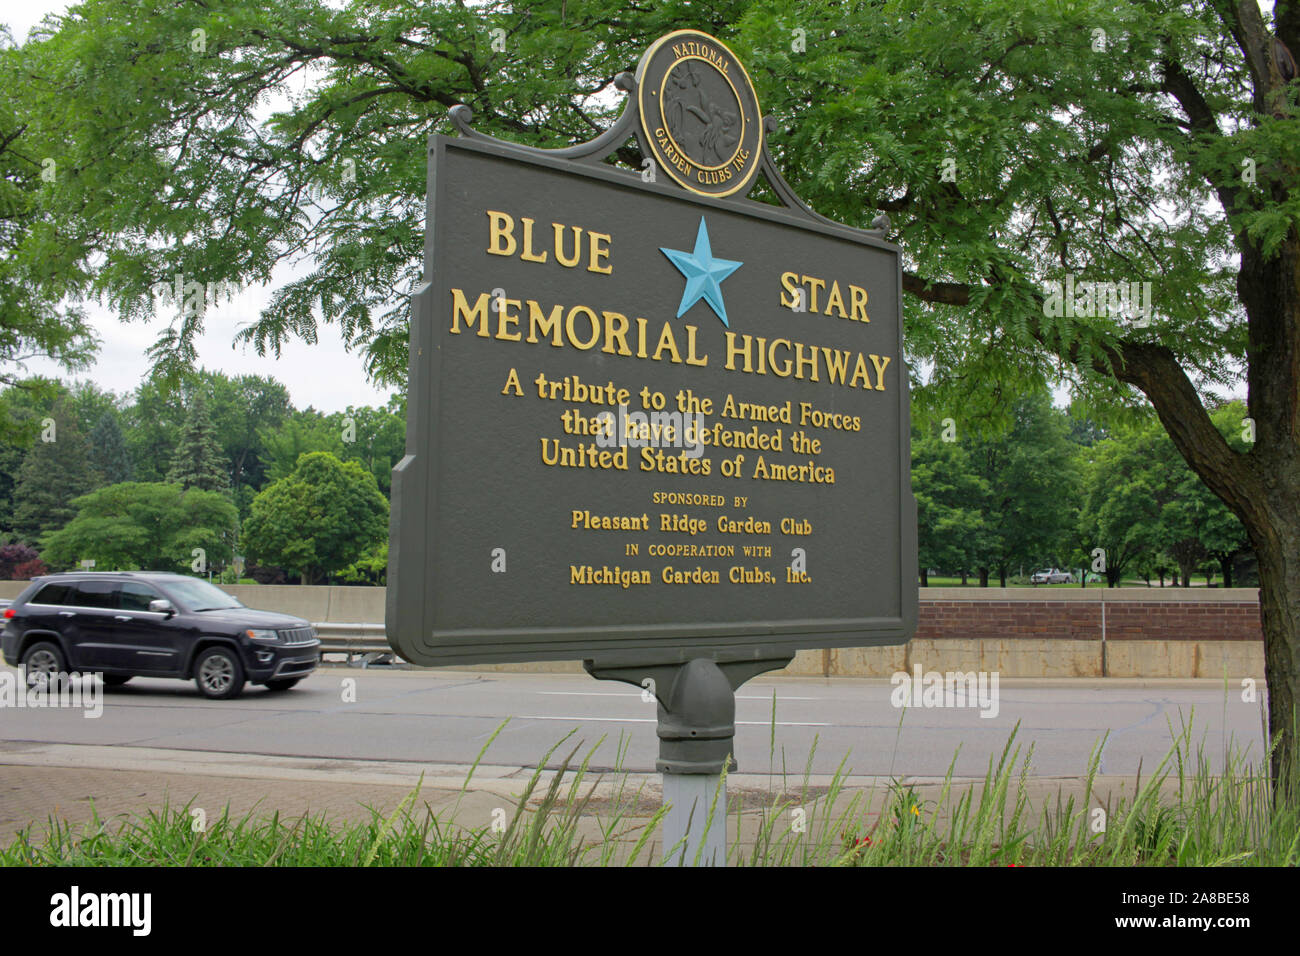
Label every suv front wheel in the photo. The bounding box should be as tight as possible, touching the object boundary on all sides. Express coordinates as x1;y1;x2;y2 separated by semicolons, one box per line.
194;646;246;700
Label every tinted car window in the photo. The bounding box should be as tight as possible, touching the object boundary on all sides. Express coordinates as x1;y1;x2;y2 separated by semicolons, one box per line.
160;578;243;611
117;582;162;612
30;583;73;605
71;580;117;609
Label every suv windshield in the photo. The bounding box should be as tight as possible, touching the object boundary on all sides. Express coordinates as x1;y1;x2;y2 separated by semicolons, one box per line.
160;578;245;612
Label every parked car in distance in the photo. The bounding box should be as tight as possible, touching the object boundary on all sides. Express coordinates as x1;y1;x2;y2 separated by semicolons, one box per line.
1030;568;1073;585
1;572;319;699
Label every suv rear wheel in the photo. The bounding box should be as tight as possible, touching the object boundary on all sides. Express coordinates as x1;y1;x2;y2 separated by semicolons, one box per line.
194;647;245;699
21;641;66;690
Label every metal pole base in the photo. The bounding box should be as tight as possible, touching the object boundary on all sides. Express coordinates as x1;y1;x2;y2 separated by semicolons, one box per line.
585;652;792;867
663;772;726;866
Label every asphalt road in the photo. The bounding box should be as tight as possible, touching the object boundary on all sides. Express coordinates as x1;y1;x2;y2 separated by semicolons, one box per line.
0;665;1267;778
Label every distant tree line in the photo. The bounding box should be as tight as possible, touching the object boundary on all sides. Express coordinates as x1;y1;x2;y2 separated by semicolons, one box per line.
913;390;1253;588
0;371;398;584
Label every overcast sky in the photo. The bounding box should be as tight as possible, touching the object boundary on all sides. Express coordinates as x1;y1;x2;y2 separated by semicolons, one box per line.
6;2;394;412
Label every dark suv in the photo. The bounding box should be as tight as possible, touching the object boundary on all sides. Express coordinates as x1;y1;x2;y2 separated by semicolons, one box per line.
1;572;320;699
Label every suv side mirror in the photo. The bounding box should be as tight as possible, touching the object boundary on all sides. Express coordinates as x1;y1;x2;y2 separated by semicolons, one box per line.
149;599;175;616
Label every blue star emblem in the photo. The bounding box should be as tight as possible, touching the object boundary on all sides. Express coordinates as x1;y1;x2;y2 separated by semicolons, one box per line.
660;217;743;327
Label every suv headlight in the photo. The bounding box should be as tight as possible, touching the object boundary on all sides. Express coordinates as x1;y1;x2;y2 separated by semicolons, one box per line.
245;629;281;644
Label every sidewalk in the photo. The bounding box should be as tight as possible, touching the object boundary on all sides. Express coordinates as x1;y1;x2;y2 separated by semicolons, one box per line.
0;741;1170;855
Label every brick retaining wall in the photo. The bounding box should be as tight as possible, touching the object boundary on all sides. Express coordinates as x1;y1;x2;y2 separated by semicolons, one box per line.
916;597;1262;643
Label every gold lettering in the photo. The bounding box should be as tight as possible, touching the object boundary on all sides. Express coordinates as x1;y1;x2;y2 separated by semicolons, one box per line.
849;352;872;389
519;217;548;263
794;342;820;381
496;298;522;341
768;338;793;377
554;223;583;268
825;280;847;318
870;353;892;390
526;301;564;346
850;285;869;322
724;331;753;373
587;231;612;274
684;325;708;367
652;322;683;364
566;306;601;349
486;210;515;256
780;271;800;308
822;347;850;384
602;311;631;356
449;289;491;336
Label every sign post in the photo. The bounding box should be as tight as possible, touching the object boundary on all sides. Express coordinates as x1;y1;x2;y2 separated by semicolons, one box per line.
388;30;917;865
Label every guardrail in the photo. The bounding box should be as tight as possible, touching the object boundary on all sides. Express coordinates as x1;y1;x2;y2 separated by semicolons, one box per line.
311;622;393;661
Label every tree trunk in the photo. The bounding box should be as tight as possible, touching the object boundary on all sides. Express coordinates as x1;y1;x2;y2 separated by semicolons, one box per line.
920;567;928;587
1179;561;1195;589
998;565;1007;587
1220;555;1235;589
978;567;989;587
961;570;968;586
1247;507;1300;790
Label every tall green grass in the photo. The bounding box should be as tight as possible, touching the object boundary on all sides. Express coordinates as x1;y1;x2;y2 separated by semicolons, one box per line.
4;705;1297;866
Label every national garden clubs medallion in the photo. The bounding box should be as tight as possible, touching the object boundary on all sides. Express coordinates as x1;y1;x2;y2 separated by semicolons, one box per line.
636;30;764;198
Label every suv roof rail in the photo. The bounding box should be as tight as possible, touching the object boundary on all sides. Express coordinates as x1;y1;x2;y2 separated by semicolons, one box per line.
45;570;139;576
44;570;185;576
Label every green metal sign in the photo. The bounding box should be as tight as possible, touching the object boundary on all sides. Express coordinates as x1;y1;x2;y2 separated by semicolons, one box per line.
387;33;916;667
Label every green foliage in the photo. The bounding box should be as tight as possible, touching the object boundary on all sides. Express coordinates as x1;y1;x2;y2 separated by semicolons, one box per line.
123;379;186;483
241;451;388;584
1075;432;1161;586
1075;403;1249;586
335;539;388;586
0;31;97;385
913;391;1082;583
87;412;133;485
335;394;406;495
911;424;994;577
9;401;96;544
205;371;291;495
40;481;237;572
166;390;229;493
257;413;345;484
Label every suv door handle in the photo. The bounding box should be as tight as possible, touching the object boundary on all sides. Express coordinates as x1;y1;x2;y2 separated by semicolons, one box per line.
114;615;133;622
59;611;76;617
